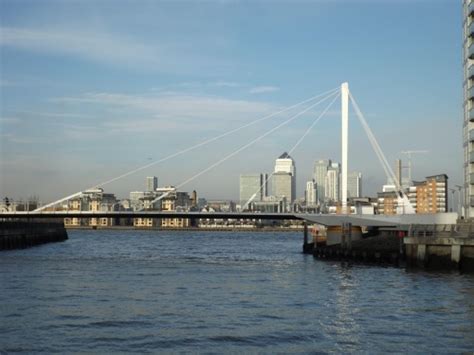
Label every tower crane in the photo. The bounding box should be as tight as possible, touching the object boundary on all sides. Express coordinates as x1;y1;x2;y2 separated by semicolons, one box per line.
400;150;429;183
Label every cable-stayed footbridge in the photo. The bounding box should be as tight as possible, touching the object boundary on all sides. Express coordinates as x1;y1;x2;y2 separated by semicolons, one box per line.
1;83;457;228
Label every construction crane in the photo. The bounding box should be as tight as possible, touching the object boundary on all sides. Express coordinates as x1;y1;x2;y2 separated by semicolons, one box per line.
401;150;429;183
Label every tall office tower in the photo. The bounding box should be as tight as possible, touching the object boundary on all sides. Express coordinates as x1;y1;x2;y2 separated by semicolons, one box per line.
313;159;331;204
464;1;474;217
274;152;296;203
240;174;267;206
262;173;269;198
272;172;293;204
305;180;317;206
347;172;362;198
395;159;402;187
146;176;158;192
325;163;340;202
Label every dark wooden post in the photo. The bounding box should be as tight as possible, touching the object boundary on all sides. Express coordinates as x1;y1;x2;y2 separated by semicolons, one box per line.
341;223;346;250
347;222;352;251
303;222;308;246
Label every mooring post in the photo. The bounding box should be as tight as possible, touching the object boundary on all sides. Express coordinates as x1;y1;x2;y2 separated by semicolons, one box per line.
341;223;346;250
347;222;352;251
303;222;308;246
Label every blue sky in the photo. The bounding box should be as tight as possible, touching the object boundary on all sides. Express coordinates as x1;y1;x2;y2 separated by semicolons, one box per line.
0;0;462;202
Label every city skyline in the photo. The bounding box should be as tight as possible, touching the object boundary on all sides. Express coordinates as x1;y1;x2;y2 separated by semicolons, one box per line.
0;1;461;203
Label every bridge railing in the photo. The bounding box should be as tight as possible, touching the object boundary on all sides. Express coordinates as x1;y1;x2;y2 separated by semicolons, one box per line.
407;224;471;238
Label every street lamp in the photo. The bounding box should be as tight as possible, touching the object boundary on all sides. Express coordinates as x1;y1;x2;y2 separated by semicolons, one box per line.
448;188;455;213
455;185;463;219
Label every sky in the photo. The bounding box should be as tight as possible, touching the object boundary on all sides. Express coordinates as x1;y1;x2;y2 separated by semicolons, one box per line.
0;0;463;203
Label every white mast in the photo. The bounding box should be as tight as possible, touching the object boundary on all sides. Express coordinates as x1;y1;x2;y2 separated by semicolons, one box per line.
341;82;349;214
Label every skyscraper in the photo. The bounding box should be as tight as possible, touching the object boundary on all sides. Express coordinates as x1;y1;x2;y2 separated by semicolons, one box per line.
239;174;268;207
274;152;296;203
325;163;340;202
347;172;362;198
464;1;473;217
305;180;317;206
272;172;293;204
146;176;158;192
313;159;331;204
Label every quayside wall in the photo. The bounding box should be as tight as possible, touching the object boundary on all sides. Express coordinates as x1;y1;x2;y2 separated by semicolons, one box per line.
404;236;474;271
0;219;68;251
308;233;405;267
304;225;474;273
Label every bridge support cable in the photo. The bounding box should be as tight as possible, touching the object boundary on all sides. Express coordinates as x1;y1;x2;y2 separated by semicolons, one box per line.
349;93;415;214
147;90;341;207
35;87;339;212
349;94;397;189
243;92;341;210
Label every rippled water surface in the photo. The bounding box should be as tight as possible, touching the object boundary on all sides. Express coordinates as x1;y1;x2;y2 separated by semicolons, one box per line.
1;230;474;353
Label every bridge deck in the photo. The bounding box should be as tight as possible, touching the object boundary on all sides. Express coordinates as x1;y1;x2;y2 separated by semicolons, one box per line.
0;211;458;227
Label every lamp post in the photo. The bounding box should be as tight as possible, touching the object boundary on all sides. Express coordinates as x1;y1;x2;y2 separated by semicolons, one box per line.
455;185;463;219
448;188;455;213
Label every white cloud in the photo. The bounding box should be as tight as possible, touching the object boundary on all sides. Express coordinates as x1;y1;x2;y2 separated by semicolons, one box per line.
0;27;158;67
103;117;203;134
59;123;104;140
11;110;92;119
151;81;244;92
249;86;280;94
0;26;229;73
0;117;21;124
0;133;48;144
52;92;278;131
212;81;242;88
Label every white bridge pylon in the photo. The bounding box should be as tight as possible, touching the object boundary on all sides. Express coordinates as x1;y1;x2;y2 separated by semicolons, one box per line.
341;82;349;214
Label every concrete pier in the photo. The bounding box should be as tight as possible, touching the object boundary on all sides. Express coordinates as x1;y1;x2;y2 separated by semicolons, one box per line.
404;236;474;271
0;219;68;251
310;233;404;266
304;221;474;272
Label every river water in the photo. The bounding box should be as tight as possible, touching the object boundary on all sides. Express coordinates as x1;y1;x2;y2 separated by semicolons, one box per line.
1;230;474;353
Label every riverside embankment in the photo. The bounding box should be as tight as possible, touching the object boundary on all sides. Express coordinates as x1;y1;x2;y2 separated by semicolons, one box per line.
0;219;68;250
305;224;474;272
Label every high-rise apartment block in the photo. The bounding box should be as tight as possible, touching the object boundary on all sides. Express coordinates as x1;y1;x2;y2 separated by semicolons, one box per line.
464;1;474;217
273;152;296;203
415;174;448;213
377;174;448;215
146;176;158;192
239;174;268;207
